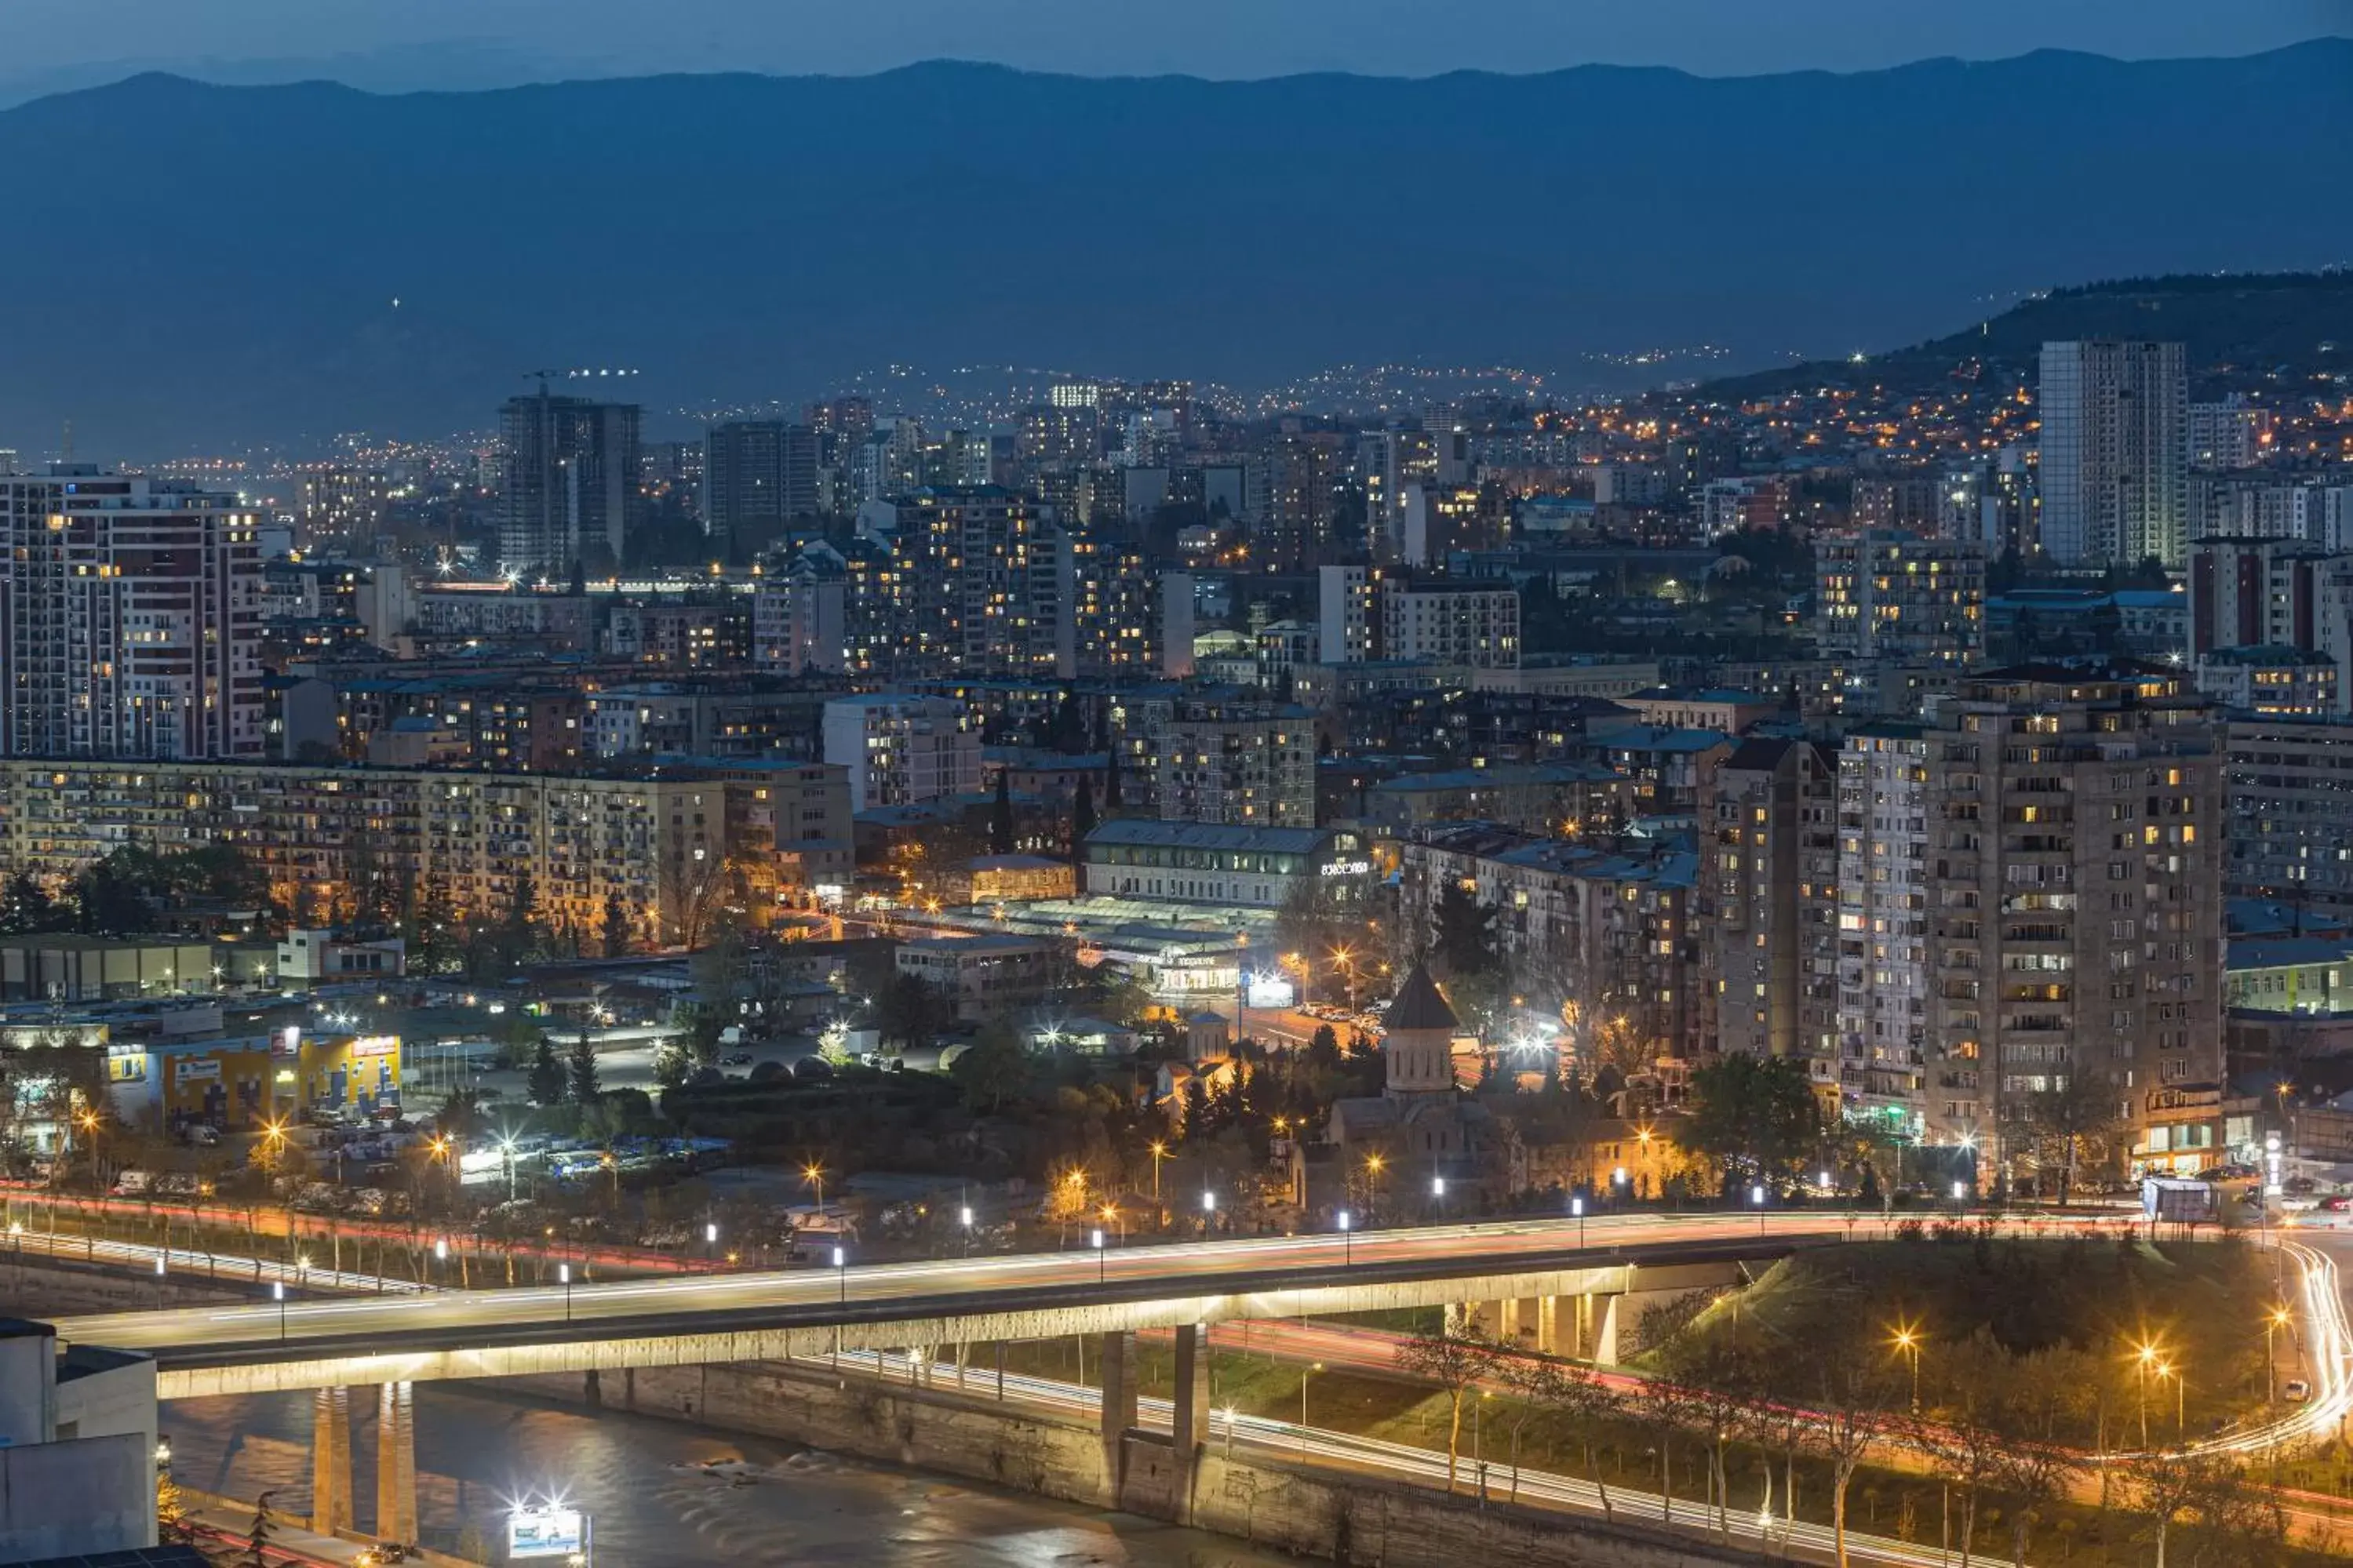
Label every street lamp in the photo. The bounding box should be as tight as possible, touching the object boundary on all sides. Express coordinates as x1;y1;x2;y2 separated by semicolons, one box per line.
153;1252;166;1306
1091;1227;1106;1283
1149;1142;1167;1206
559;1261;572;1322
1889;1321;1923;1413
1431;1175;1447;1221
803;1162;827;1213
2134;1340;2162;1448
833;1245;848;1304
1300;1361;1324;1461
2158;1360;2184;1435
960;1205;975;1257
1572;1194;1585;1248
2267;1304;2293;1404
1612;1166;1630;1202
1201;1190;1217;1230
273;1279;287;1341
1337;1209;1353;1264
1750;1182;1766;1235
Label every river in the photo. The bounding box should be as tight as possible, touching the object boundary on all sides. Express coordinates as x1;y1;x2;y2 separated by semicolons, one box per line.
162;1384;1293;1567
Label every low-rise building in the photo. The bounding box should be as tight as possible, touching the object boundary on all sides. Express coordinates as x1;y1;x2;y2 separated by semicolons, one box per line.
1082;820;1372;909
0;1321;158;1562
893;934;1054;1021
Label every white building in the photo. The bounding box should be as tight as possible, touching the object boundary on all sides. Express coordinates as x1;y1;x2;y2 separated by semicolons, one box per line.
821;694;980;812
1380;578;1520;669
0;468;265;759
1834;721;1932;1122
752;560;847;675
0;1320;158;1561
2038;340;2188;567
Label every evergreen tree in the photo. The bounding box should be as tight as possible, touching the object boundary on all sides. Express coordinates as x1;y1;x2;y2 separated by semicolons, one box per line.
1071;776;1098;856
412;874;457;973
989;771;1016;854
567;1031;600;1105
600;890;633;958
500;871;544;969
0;870;57;935
1432;882;1500;977
527;1038;566;1106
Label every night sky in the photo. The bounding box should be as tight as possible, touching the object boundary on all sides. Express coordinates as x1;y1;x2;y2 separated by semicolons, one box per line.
6;0;2349;90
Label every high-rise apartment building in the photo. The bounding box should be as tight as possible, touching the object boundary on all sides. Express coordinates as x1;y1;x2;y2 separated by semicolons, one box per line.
0;467;264;759
704;420;818;556
1927;666;2224;1169
821;694;982;812
1812;529;1987;665
2038;340;2188;567
1154;693;1316;828
498;391;642;573
1826;666;2226;1177
1699;738;1839;1061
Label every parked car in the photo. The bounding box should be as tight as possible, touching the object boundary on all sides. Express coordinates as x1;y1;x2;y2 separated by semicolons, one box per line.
2286;1379;2313;1402
723;1051;754;1066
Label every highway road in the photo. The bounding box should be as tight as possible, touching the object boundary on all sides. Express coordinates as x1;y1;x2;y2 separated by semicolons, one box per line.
57;1209;2091;1366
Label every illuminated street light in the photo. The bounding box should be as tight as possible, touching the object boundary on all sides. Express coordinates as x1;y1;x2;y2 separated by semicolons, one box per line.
1337;1209;1353;1264
1889;1322;1923;1413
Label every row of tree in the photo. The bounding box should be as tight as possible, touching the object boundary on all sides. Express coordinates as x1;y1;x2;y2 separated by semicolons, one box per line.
1394;1315;2287;1568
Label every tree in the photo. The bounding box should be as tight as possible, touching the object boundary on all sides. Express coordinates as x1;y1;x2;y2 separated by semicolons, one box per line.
952;1019;1030;1114
1782;1321;1904;1568
1393;1325;1498;1493
500;871;545;970
600;890;634;959
1681;1052;1822;1189
242;1492;277;1568
527;1039;566;1107
2009;1074;2124;1205
1656;1331;1767;1543
413;873;460;974
1910;1329;2012;1568
1500;1354;1623;1518
1071;775;1098;856
1431;881;1499;977
1989;1346;2091;1568
1630;1371;1711;1525
875;973;952;1050
989;770;1017;854
0;869;58;935
566;1031;600;1105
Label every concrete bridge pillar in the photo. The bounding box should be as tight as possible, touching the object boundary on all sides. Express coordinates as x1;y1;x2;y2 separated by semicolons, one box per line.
1100;1331;1139;1490
1536;1295;1561;1356
310;1385;354;1537
1171;1322;1209;1523
375;1381;417;1546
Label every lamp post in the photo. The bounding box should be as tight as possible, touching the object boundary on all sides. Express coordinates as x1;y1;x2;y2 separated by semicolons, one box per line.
833;1245;848;1304
2267;1305;2293;1404
1337;1209;1353;1265
1432;1175;1447;1221
153;1252;166;1307
1091;1227;1106;1283
1612;1166;1630;1204
2135;1341;2161;1449
804;1162;827;1214
1300;1361;1323;1461
1149;1142;1167;1206
1889;1322;1922;1413
273;1279;286;1341
559;1261;572;1322
1750;1182;1767;1235
960;1206;975;1258
1572;1194;1586;1249
1201;1190;1218;1233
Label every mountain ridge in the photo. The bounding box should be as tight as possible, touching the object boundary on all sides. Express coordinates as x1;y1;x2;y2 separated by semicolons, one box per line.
4;42;2350;453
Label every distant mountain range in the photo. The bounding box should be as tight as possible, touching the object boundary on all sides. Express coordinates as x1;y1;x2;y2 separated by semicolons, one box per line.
3;44;2351;455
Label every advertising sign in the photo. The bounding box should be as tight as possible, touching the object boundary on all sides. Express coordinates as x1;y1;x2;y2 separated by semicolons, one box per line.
507;1505;587;1560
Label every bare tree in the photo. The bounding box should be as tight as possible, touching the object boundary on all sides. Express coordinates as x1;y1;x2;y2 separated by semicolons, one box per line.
1909;1330;2012;1568
1393;1324;1499;1493
1656;1331;1766;1543
1629;1372;1711;1526
1990;1345;2092;1567
1498;1353;1625;1517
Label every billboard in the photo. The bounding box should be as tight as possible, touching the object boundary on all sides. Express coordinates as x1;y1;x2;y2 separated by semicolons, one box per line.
507;1505;587;1560
1244;974;1295;1010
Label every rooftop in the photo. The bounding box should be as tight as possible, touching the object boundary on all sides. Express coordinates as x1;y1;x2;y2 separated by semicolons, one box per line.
1084;820;1335;855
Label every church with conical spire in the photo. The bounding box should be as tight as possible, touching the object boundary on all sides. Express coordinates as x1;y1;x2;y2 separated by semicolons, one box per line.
1324;959;1512;1205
